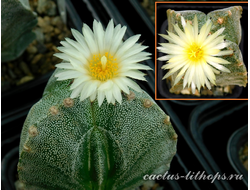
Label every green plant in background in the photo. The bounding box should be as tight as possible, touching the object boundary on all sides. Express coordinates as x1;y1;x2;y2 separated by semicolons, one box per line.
158;6;247;94
17;20;177;190
1;0;37;62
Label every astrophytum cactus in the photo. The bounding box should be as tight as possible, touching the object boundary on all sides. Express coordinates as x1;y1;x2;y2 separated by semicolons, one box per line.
158;6;247;94
18;20;177;190
1;0;37;62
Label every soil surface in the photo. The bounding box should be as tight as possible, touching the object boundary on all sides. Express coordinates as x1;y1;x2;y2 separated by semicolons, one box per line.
1;0;71;92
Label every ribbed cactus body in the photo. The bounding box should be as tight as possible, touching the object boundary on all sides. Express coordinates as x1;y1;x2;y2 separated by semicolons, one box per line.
1;0;37;62
18;69;177;190
207;6;242;45
166;6;247;93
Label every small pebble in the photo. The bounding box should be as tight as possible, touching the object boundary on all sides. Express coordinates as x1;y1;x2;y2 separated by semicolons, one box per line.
20;61;32;76
31;54;43;64
37;17;46;27
43;25;54;33
37;0;56;16
51;16;64;29
201;88;213;96
46;1;57;16
180;89;190;95
223;86;231;93
26;45;38;54
16;76;34;85
33;28;44;43
54;28;61;35
213;87;224;96
58;33;65;40
45;33;52;42
44;16;51;24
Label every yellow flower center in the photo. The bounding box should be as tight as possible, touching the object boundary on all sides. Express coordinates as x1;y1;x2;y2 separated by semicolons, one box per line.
89;52;118;81
186;43;204;62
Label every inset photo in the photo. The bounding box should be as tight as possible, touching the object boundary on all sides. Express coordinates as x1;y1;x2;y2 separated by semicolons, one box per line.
155;2;248;100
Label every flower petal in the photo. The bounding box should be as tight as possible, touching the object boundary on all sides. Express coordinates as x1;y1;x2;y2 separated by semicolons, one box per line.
203;35;225;50
162;58;186;70
119;43;149;61
193;15;198;41
121;78;142;92
104;19;114;52
70;83;85;98
65;38;84;53
202;27;225;47
71;28;91;58
55;70;83;80
205;56;230;64
82;23;98;54
197;19;212;45
119;52;151;65
98;80;113;91
173;24;189;45
55;63;74;70
191;82;196;94
157;47;184;55
98;91;105;106
90;91;97;102
181;16;186;28
120;63;152;72
93;19;105;54
167;31;187;47
204;48;220;55
213;50;233;56
112;84;122;104
113;77;130;94
204;77;211;90
121;70;147;81
173;67;187;86
211;42;231;50
183;65;192;88
184;21;194;43
201;62;216;85
110;26;127;55
70;76;92;90
115;34;141;58
157;55;176;61
105;89;113;103
158;43;185;52
57;47;87;63
207;60;231;73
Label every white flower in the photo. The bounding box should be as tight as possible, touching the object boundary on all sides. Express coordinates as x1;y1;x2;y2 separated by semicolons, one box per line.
158;15;233;94
54;19;151;106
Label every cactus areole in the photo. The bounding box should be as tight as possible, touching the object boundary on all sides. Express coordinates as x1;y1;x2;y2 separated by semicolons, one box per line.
18;20;177;190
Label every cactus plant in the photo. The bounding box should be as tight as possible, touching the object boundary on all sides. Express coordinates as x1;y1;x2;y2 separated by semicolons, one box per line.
17;20;177;190
158;6;247;94
1;0;37;62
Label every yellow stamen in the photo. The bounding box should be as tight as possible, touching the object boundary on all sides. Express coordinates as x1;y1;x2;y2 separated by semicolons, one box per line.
89;52;118;81
186;43;204;62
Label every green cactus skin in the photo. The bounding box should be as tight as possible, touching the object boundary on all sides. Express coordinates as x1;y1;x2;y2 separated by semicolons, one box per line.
18;68;177;190
207;6;242;45
165;6;247;93
1;0;37;62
